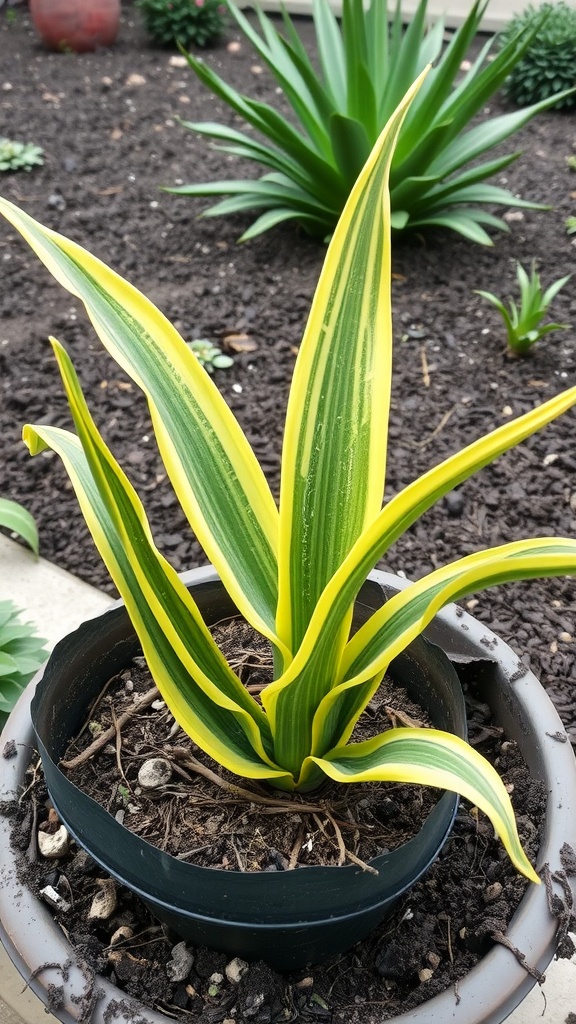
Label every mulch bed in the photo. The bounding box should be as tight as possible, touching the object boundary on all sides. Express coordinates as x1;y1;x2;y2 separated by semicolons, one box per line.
0;5;576;1019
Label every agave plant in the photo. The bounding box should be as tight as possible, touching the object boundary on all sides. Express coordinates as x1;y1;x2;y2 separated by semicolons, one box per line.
476;261;571;355
2;74;576;884
165;0;573;243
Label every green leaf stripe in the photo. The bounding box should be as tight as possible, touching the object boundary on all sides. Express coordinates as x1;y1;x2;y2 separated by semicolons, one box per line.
309;726;539;882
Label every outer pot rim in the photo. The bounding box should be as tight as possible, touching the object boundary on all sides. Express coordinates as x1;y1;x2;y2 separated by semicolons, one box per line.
0;567;575;1024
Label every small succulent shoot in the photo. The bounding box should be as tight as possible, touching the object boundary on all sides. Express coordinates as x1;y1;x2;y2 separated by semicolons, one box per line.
475;261;571;355
566;216;576;235
0;139;44;173
565;156;576;172
187;338;234;373
3;72;576;885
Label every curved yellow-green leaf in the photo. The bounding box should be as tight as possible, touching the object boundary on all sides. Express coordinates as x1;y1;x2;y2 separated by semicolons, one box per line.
265;386;576;755
0;197;283;658
23;340;293;787
276;69;429;657
306;727;540;883
311;539;576;756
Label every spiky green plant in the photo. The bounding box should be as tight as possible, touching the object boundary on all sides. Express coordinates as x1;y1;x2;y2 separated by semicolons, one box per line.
0;497;39;554
499;2;576;109
164;0;573;244
475;262;571;355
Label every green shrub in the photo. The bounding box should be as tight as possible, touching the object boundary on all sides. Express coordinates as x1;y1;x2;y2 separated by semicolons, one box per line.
499;2;576;109
136;0;226;49
165;0;574;244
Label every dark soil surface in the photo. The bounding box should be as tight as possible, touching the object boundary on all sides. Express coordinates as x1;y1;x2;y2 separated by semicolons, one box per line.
61;642;440;870
6;668;549;1023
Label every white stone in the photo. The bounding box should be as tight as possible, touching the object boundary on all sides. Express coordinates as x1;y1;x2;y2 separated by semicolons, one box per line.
89;880;118;920
37;826;69;859
138;757;172;789
225;957;249;984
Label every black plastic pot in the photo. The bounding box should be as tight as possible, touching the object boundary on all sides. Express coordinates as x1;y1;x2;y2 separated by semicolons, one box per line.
28;568;465;970
1;568;575;1024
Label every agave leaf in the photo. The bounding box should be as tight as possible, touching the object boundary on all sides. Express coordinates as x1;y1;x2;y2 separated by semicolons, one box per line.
276;74;424;658
226;1;335;154
312;0;346;107
306;540;576;775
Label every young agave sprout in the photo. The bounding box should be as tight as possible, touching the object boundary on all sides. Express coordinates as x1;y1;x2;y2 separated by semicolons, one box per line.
1;73;576;885
476;261;571;355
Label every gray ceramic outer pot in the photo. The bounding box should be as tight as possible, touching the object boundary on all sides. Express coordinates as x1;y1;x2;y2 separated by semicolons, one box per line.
1;567;575;1024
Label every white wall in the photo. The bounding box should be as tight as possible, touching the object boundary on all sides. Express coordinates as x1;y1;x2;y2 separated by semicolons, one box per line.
241;0;576;33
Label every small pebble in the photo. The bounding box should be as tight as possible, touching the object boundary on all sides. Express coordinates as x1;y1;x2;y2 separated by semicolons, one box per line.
418;968;434;983
484;881;503;903
138;757;172;789
47;193;66;212
110;925;134;945
38;825;69;859
295;976;314;990
445;490;464;517
39;884;71;912
167;941;194;982
225;958;248;984
89;879;118;920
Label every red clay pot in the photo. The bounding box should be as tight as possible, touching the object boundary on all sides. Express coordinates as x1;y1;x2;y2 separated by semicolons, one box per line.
29;0;120;53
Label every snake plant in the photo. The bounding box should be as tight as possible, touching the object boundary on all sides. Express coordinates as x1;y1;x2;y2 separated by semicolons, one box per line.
2;74;576;884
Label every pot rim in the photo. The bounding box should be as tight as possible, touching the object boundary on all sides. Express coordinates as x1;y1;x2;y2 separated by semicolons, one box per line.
1;566;575;1024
